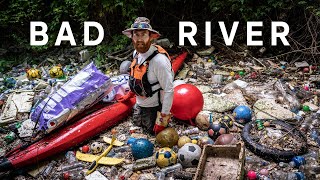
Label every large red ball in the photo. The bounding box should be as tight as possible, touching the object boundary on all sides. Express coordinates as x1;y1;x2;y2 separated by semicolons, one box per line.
171;84;204;120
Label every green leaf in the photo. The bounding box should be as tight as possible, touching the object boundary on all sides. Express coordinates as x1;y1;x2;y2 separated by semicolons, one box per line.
298;1;307;5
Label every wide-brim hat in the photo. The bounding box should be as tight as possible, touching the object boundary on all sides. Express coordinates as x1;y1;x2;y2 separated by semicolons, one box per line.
122;17;160;39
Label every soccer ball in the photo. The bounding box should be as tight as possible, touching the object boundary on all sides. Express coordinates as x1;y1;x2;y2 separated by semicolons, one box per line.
156;147;177;168
208;121;229;140
49;66;64;78
218;115;233;128
178;143;202;167
90;142;104;154
27;68;41;80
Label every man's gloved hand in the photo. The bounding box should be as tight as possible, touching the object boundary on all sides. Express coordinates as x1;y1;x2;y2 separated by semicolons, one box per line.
153;112;172;134
117;91;135;102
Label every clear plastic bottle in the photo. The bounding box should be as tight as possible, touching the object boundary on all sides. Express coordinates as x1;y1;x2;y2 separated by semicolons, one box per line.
302;151;319;162
65;151;77;164
160;163;183;175
107;149;116;157
245;156;270;167
113;145;131;153
133;156;156;171
274;80;301;111
271;171;305;180
300;116;313;132
310;129;320;146
155;172;165;180
42;160;57;177
181;128;199;135
119;169;133;180
279;162;290;168
58;162;84;172
173;171;193;180
257;174;270;180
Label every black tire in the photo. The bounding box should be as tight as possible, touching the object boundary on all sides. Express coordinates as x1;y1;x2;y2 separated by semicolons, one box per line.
242;120;308;162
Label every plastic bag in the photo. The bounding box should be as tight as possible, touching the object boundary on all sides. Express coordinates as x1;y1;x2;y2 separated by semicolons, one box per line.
31;62;113;133
103;74;130;102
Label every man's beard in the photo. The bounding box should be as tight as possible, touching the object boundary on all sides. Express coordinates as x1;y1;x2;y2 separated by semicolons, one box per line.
133;40;151;53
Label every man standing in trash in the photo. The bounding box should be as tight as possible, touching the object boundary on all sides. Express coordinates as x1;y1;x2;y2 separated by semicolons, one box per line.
119;17;174;135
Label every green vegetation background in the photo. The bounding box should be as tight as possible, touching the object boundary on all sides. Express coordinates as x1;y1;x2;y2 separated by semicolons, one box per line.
0;0;319;72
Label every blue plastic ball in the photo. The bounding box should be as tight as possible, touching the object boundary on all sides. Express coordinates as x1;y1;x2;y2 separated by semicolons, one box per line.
127;137;137;145
131;138;154;159
233;105;252;124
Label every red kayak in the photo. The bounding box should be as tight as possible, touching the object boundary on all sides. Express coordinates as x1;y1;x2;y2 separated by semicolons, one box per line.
0;51;188;171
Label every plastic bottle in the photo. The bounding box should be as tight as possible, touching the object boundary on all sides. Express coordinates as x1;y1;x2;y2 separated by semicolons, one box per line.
160;163;183;175
300;163;320;177
62;166;84;174
113;145;131;153
245;156;270;167
5;131;16;144
58;162;84;172
110;166;119;179
133;156;156;171
40;67;49;79
300;117;313;132
289;156;306;168
181;128;199;135
271;171;305;180
302;151;319;162
42;160;57;177
65;151;77;164
255;119;264;130
257;174;270;180
274;80;301;111
279;162;290;168
300;113;319;132
119;169;133;180
155;172;165;180
173;171;193;180
310;129;320;146
190;135;202;140
212;75;223;85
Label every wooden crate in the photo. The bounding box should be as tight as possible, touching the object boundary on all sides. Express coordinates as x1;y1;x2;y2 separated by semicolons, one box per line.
194;143;245;180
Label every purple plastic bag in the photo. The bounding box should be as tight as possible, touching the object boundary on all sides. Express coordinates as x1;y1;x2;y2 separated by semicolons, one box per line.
103;74;130;102
31;62;113;133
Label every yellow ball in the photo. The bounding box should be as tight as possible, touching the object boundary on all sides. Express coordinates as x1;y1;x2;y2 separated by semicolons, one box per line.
49;66;64;78
191;139;197;144
230;71;235;76
27;68;41;80
155;147;177;168
178;136;192;148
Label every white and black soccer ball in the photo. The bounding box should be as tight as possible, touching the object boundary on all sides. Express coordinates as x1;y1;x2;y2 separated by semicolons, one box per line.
178;143;202;167
90;142;104;154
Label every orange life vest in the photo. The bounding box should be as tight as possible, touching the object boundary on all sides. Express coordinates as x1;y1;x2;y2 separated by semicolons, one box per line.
129;45;171;97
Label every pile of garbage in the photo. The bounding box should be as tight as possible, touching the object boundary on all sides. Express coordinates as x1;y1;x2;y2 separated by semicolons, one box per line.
0;43;320;180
